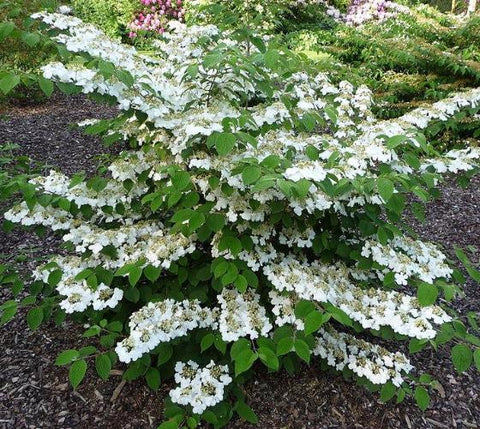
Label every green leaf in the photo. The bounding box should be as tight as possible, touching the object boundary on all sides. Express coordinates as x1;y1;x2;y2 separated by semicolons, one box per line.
0;22;16;40
157;419;180;429
129;266;142;286
123;361;145;381
144;265;161;282
69;359;87;389
234;275;248;292
258;346;279;371
260;154;281;168
294;339;311;363
451;344;472;373
124;287;140;303
187;416;198;429
218;235;242;256
106;321;123;332
294;300;315;319
264;49;279;68
27;307;43;330
0;73;21;95
404;152;420;169
417;283;438;307
206;213;226;232
235;400;258;424
325;304;352;327
55;349;79;366
115;69;134;87
157;343;174;365
242;166;262;185
87;176;108;192
304;311;328;336
48;269;62;287
473;349;480;371
230;338;250;360
213;335;227;355
171;171;191;190
201;333;214;352
145;367;161;391
409;338;428;353
221;263;239;285
79;346;97;357
324;105;337;123
38;77;54;97
21;32;40;47
234;349;257;376
207;133;236;156
377;178;394;202
276;337;294;356
386;135;408;149
95;354;112;380
213;260;229;278
0;300;18;325
380;382;396;402
414;386;430;411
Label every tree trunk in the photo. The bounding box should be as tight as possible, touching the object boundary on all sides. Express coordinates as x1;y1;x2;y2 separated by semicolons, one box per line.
451;0;456;13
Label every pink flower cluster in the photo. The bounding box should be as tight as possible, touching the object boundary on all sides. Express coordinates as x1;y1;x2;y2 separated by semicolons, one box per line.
128;0;185;38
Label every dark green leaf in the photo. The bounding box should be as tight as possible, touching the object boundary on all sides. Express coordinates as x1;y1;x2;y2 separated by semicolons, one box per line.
451;344;472;373
294;339;311;363
417;283;438;307
95;354;112;380
27;307;43;330
235;400;258;424
145;367;161;390
414;386;430;411
69;359;87;389
55;349;79;366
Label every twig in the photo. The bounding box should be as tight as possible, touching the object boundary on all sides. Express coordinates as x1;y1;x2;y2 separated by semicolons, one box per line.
110;379;126;402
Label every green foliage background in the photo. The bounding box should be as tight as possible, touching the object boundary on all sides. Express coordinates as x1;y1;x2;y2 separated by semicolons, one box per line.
71;0;137;38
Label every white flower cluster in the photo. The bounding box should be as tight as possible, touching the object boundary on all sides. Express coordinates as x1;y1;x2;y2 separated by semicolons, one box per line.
27;221;196;312
420;147;480;174
108;149;168;183
170;360;232;415
217;288;273;342
115;300;217;363
269;291;305;330
30;170;147;213
264;257;451;339
313;327;413;386
62;220;164;255
4;202;73;231
279;227;316;248
361;236;453;285
33;256;123;313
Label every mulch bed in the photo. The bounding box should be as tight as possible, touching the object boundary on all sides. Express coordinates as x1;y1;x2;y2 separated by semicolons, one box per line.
0;94;479;429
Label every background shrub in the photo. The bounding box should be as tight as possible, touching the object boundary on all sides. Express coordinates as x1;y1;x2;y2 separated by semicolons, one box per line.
71;0;136;39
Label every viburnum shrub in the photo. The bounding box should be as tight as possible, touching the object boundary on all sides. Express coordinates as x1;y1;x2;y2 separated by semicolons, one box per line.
3;10;480;427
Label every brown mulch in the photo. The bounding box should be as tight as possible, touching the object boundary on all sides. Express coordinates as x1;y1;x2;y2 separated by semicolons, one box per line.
0;94;479;429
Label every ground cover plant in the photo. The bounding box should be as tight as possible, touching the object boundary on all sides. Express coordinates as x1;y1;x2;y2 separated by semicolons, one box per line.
1;1;480;428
